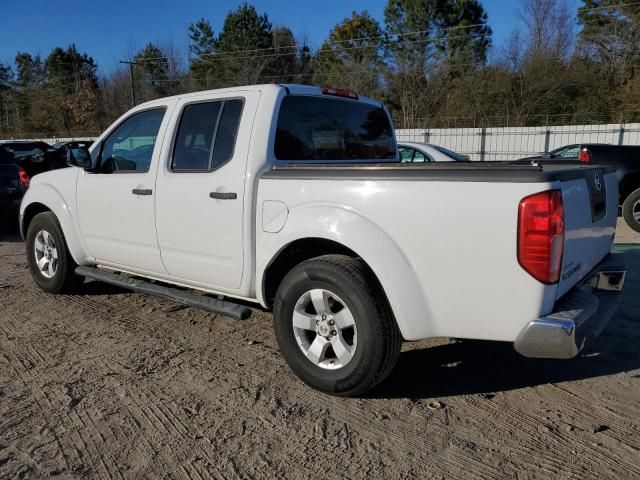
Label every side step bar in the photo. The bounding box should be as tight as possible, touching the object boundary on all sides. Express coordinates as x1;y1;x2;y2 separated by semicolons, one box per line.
75;266;252;320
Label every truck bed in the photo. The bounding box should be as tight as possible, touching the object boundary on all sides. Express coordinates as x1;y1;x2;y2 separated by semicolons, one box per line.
258;160;618;342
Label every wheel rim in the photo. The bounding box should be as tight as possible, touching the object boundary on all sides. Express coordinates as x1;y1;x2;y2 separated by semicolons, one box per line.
34;230;58;279
633;199;640;222
292;289;357;370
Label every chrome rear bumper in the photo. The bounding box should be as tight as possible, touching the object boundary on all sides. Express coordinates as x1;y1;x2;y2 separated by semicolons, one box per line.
514;254;626;359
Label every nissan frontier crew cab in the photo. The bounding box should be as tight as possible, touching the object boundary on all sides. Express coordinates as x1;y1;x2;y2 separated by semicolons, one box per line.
20;84;626;396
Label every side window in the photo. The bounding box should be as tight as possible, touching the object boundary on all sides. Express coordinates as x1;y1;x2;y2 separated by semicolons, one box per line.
172;99;244;172
100;108;166;173
557;146;579;158
172;102;222;171
211;100;243;169
399;147;414;162
412;149;427;162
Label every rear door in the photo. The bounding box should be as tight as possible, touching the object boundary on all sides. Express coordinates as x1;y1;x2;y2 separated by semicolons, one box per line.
556;166;618;297
155;91;259;290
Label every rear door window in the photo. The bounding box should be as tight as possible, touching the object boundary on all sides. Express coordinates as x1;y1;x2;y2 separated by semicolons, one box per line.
275;95;395;161
172;99;243;172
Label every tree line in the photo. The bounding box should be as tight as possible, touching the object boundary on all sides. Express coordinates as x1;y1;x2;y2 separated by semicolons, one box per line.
0;0;639;137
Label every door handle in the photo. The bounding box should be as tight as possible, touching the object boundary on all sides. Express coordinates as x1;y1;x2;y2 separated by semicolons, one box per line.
209;192;237;200
132;188;153;196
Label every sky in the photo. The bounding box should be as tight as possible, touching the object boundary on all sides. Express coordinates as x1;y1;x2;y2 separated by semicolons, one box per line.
0;0;584;74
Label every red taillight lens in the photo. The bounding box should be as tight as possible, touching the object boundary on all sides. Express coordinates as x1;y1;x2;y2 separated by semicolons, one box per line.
517;190;564;284
578;148;591;163
321;87;359;100
18;168;30;190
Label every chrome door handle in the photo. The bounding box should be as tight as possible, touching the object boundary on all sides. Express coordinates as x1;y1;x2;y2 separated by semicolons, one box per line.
209;192;237;200
132;188;153;196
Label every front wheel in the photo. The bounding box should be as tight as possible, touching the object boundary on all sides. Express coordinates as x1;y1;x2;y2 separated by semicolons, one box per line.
273;255;401;396
25;212;82;293
622;188;640;234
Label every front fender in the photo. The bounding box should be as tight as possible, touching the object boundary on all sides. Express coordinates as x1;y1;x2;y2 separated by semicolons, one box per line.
20;171;89;265
257;204;434;340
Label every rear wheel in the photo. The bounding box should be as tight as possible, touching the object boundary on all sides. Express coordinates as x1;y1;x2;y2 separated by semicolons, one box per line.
26;212;82;293
273;255;401;396
622;188;640;233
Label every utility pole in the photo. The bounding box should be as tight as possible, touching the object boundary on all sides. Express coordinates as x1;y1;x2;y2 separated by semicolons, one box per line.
119;60;142;108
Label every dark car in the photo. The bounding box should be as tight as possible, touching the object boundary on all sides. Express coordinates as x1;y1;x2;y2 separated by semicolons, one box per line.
0;141;56;177
0;146;31;220
517;143;640;233
0;140;74;221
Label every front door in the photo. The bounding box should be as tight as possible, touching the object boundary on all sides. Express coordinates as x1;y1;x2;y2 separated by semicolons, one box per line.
76;107;170;274
155;91;258;290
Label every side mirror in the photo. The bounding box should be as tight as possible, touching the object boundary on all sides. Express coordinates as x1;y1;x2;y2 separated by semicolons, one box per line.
67;147;92;169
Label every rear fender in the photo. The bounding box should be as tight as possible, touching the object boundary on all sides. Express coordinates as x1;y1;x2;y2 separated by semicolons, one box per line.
257;204;434;340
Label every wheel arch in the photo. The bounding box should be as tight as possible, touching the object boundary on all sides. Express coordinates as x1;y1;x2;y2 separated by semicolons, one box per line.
20;184;88;264
257;205;433;341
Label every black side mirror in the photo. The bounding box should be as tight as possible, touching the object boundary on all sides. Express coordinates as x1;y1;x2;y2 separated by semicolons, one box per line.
67;147;92;169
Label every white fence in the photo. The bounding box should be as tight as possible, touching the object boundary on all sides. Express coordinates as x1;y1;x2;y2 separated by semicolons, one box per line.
396;123;640;161
5;123;640;162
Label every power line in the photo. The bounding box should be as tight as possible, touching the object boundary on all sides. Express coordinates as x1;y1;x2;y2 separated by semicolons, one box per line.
130;23;492;63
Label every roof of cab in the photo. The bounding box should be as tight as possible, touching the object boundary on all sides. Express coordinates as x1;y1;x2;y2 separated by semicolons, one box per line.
136;83;381;108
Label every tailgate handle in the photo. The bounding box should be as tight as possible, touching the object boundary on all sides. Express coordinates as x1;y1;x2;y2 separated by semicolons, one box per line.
209;192;237;200
132;188;153;196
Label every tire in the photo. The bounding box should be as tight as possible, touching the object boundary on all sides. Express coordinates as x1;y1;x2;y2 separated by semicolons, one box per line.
25;212;83;294
273;254;401;396
622;188;640;234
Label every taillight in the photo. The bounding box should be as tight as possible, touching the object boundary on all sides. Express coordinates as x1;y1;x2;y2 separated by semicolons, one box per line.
578;148;591;163
517;190;564;284
321;87;359;100
18;168;30;190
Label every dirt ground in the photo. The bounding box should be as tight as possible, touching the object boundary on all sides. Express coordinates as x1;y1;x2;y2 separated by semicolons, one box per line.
0;217;639;480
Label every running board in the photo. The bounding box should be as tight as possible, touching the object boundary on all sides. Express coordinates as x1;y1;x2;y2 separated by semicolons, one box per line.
75;266;252;320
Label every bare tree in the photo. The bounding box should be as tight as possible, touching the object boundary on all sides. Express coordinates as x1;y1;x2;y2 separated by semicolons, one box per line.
519;0;575;59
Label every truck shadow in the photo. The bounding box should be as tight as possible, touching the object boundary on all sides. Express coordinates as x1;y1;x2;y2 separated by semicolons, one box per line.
371;244;640;400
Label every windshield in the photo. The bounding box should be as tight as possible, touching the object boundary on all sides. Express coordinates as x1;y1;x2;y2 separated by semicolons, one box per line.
275;95;396;161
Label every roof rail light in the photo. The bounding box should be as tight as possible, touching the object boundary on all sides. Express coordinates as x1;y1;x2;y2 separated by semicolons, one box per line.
321;87;359;100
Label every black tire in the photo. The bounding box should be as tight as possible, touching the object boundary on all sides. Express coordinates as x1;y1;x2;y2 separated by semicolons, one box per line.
622;188;640;233
25;212;83;294
273;254;401;396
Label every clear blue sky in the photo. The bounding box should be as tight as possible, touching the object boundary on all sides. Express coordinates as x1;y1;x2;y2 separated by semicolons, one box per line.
0;0;583;74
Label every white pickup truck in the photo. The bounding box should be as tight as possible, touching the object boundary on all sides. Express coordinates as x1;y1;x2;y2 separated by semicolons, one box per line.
20;84;626;395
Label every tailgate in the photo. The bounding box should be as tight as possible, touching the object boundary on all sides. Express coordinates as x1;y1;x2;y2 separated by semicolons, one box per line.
556;166;618;298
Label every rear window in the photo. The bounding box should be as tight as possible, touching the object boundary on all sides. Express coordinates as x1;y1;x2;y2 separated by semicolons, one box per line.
274;95;395;161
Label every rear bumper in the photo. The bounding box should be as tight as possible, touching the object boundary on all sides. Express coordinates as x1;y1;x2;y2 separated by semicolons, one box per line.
514;253;626;359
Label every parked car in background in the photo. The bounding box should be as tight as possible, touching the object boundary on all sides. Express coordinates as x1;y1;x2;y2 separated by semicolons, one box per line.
398;142;469;162
0;145;31;219
0;141;55;177
20;84;626;395
517;143;640;233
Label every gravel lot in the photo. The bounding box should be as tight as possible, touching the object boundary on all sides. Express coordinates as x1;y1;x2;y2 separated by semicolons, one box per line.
1;217;639;479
